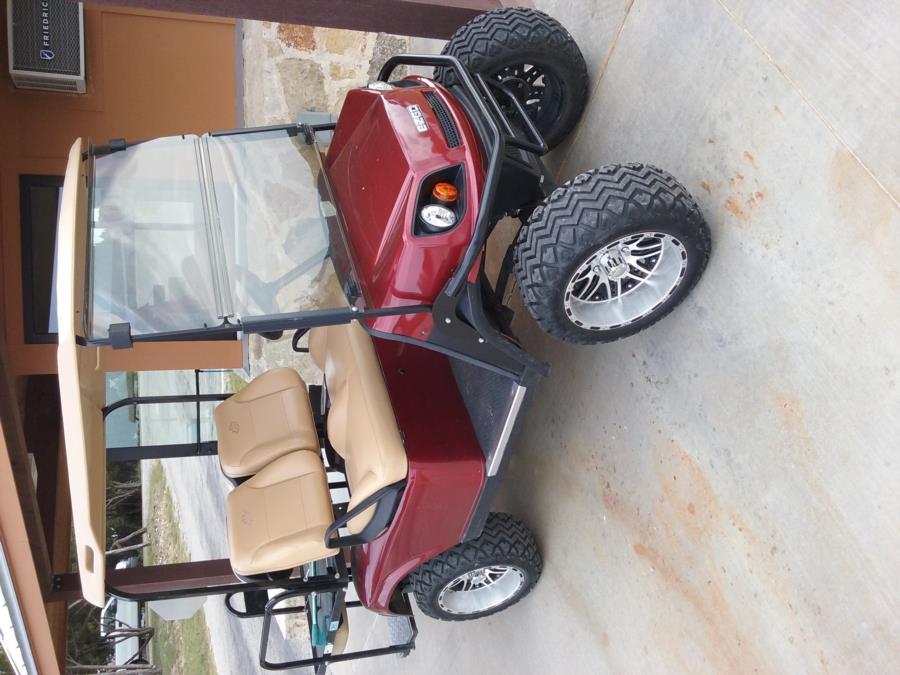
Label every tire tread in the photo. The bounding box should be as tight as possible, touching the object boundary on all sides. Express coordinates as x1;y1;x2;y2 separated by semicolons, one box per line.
514;163;712;343
437;7;588;147
411;513;542;621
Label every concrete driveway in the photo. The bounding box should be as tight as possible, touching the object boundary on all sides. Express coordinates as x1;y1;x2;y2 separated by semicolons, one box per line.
333;1;900;674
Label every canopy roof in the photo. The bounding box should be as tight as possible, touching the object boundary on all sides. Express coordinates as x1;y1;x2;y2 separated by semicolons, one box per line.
57;138;108;607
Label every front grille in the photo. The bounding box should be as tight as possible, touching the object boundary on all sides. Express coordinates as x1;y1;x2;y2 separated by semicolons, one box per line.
11;74;81;92
423;91;461;148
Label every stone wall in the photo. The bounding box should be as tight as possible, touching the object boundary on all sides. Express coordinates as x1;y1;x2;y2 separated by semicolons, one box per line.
241;21;410;126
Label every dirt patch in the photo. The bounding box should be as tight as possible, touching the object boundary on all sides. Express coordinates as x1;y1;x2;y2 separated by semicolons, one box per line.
724;196;746;221
723;153;767;224
145;461;216;675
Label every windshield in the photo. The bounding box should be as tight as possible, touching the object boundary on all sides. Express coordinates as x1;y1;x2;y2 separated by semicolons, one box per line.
88;128;347;339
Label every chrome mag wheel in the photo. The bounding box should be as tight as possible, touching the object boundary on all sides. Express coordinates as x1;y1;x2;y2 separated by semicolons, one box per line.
437;565;526;616
564;232;688;331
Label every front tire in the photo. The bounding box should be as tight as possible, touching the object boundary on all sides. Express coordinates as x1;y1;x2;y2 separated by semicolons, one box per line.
411;513;541;621
514;164;711;344
436;8;589;149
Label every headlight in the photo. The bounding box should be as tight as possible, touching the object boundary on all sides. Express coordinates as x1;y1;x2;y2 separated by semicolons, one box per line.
420;204;457;230
415;165;465;236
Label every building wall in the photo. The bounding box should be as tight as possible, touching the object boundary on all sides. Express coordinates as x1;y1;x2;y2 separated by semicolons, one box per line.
0;5;243;375
0;7;242;671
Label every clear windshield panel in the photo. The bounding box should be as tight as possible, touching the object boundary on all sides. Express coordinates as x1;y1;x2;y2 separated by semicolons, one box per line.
206;130;346;319
90;136;220;338
89;129;346;339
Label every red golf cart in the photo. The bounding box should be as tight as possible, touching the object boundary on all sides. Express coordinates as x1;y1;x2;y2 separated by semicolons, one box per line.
55;8;710;672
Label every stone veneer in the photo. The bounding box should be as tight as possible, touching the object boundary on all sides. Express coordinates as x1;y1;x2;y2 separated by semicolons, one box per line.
242;21;410;126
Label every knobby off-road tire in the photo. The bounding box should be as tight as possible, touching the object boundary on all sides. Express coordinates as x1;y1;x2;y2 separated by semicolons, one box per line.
436;7;589;149
515;164;711;344
411;513;542;621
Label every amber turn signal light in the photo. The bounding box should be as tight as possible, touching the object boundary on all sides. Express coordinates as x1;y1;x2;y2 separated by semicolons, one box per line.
432;182;458;203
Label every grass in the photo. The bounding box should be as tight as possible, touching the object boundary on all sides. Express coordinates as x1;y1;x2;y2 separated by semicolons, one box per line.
225;371;248;394
144;461;216;675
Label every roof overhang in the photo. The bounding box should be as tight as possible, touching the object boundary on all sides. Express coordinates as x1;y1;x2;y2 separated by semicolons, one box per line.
56;138;108;607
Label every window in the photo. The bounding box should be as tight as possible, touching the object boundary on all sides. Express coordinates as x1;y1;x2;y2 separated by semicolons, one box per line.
20;174;64;344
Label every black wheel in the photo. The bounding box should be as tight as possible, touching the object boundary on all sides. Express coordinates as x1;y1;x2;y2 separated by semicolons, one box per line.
515;163;711;344
436;7;589;149
411;513;541;621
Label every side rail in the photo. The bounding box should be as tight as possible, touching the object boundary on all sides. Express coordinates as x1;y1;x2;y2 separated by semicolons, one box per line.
103;369;230;463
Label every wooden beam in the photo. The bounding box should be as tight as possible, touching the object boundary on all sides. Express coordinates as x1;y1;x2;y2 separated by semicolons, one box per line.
22;375;62;551
0;345;61;674
0;350;53;593
46;428;72;672
49;558;349;603
84;0;501;39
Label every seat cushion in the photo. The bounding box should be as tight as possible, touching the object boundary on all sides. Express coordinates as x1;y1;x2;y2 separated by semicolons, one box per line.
308;322;408;534
226;451;335;577
214;368;319;478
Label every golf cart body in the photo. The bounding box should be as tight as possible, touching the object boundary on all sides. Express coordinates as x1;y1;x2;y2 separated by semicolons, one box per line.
81;56;549;374
56;10;710;668
58;54;549;670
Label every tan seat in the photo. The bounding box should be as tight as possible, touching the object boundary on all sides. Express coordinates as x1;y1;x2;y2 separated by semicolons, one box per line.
223;323;407;579
309;321;408;534
226;451;335;577
214;368;319;479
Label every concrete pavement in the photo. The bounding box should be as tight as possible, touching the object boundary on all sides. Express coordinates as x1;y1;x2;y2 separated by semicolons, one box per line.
333;1;900;673
150;3;898;672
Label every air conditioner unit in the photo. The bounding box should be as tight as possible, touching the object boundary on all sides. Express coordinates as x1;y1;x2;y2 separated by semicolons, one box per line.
7;0;85;94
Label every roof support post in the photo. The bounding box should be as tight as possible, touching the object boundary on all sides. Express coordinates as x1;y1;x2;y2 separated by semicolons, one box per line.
84;0;503;39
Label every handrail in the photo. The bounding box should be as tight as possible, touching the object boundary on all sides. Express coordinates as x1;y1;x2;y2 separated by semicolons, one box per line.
102;393;231;418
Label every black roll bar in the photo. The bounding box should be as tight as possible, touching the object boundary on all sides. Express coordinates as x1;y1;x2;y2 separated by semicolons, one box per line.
379;54;504;298
377;54;548;298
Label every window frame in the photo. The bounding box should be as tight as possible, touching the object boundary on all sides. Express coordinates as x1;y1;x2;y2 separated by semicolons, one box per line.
19;173;64;344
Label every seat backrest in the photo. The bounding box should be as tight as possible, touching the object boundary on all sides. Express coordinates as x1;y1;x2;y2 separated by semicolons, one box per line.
309;321;407;533
213;367;318;478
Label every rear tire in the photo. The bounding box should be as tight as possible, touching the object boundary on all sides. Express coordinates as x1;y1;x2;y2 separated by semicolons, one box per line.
411;513;541;621
514;164;711;344
436;7;589;149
